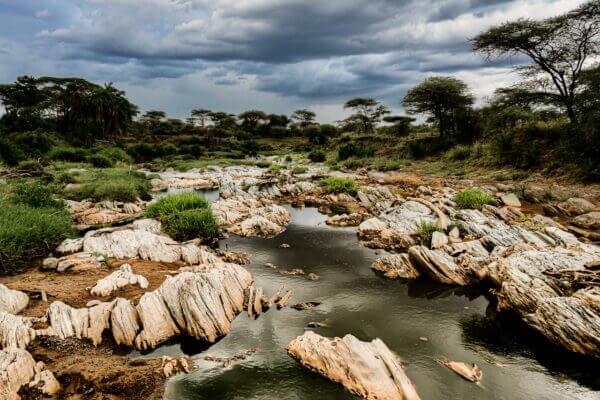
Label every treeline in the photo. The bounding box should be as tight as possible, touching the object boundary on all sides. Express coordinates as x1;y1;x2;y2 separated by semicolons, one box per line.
1;0;599;180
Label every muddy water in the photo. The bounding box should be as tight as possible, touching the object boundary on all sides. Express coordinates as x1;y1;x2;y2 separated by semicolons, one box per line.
149;206;598;400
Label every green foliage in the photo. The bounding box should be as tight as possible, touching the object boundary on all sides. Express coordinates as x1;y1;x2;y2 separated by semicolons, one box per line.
48;146;90;162
308;149;326;162
337;143;374;160
9;130;56;157
407;138;454;159
10;181;62;208
0;199;73;273
96;147;133;164
256;160;272;168
88;154;115;168
319;177;358;195
416;220;441;246
268;163;282;173
0;138;26;166
162;208;219;242
454;188;495;210
72;169;150;202
145;192;210;220
145;193;217;241
445;144;472;161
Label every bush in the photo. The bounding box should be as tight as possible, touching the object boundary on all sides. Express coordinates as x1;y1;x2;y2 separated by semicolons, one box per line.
145;193;217;241
48;146;89;162
162;208;219;242
10;130;56;157
337;143;374;161
446;144;472;161
268;164;282;174
256;160;272;168
416;220;441;246
319;177;358;195
308;149;326;162
10;181;62;208
407;138;454;159
74;169;150;202
454;188;495;210
97;147;133;164
0;138;26;166
88;154;115;168
0;201;73;273
145;192;209;220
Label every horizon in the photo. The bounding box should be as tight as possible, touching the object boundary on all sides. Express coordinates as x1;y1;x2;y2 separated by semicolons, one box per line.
0;0;587;122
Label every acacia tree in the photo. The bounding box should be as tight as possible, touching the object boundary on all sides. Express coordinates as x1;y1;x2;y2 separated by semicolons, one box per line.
238;109;268;133
402;77;473;138
343;98;389;133
472;0;600;124
191;108;211;127
383;115;415;136
291;109;316;127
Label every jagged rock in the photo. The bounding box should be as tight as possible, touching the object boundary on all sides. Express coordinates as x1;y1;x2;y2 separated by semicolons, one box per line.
67;200;142;229
0;312;36;349
0;285;28;315
431;232;448;249
499;193;521;208
326;213;364;227
161;356;193;377
408;246;475;286
90;264;149;297
110;298;140;346
455;209;508;238
573;212;600;230
56;238;84;254
150;174;218;191
287;331;420;400
371;254;421;280
45;301;114;346
0;349;58;399
42;252;104;272
213;198;291;237
557;198;595;216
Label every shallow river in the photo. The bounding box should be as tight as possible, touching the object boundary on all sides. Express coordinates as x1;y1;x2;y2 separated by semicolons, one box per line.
141;198;598;400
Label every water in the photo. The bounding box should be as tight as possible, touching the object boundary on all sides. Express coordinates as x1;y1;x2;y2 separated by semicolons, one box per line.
149;206;599;400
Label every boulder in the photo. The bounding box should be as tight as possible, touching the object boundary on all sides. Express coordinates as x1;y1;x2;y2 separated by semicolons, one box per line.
0;312;36;349
90;264;149;297
0;349;60;399
558;198;595;216
287;331;420;400
573;212;600;230
371;254;421;280
499;193;521;208
0;285;28;315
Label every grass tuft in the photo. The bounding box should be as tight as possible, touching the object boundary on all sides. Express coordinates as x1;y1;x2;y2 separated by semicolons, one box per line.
319;177;358;195
454;188;495;210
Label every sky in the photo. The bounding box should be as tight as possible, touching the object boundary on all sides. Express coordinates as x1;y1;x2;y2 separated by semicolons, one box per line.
0;0;586;122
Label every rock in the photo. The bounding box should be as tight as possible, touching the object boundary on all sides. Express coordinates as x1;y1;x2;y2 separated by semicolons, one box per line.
523;185;546;203
90;264;149;297
67;199;143;229
161;356;193;378
371;254;421;280
431;232;448;249
558;198;595;216
0;285;28;315
280;243;291;248
307;273;320;281
326;213;364;227
43;252;104;273
408;246;473;286
56;238;84;254
0;311;36;349
438;359;482;383
42;257;59;270
573;212;600;230
500;193;521;207
0;349;59;399
448;227;461;242
287;331;421;400
213;198;291;238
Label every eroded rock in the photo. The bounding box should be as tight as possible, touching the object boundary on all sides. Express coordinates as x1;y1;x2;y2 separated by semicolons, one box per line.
90;264;149;297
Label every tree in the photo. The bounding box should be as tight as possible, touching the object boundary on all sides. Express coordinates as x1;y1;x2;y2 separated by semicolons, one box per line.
383;115;415;136
343;98;389;133
191;108;211;127
472;0;600;124
208;111;237;130
238;109;268;133
291;109;316;128
402;77;474;138
141;110;166;132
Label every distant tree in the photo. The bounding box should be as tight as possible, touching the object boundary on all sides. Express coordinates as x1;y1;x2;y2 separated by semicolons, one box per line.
208;111;237;130
191;108;212;127
402;77;474;138
291;109;316;128
141;110;166;132
238;109;268;133
472;0;600;124
383;115;415;136
343;98;389;133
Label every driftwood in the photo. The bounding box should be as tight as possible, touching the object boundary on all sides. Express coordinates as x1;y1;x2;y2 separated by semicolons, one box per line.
277;290;293;308
438;359;482;383
287;332;420;400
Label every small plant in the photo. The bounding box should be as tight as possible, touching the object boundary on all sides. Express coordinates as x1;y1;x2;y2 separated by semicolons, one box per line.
71;169;151;202
88;154;115;168
454;188;495;210
145;192;209;220
445;144;472;161
416;220;441;246
319;177;358;195
48;146;90;162
308;150;326;162
268;164;282;174
291;166;307;174
97;147;133;164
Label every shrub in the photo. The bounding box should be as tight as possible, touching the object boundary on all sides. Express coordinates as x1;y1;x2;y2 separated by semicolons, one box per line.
74;169;150;202
97;147;133;164
268;164;282;174
48;146;89;162
162;208;219;241
341;158;365;169
454;188;494;210
373;159;404;172
308;149;326;162
10;181;62;208
319;177;358;195
0;138;26;166
88;154;115;168
10;131;56;157
416;220;441;246
145;193;217;241
338;143;374;161
256;160;272;168
145;192;209;220
17;160;45;172
446;144;472;161
407;138;454;159
0;201;73;273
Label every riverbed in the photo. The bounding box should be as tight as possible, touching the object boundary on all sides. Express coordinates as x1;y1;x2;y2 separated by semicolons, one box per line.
136;204;600;400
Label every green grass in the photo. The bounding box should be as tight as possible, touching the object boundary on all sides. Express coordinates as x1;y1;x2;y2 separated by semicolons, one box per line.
9;181;63;208
145;192;209;219
0;201;74;273
145;192;218;241
416;220;441;246
319;177;359;195
268;163;282;173
454;188;495;210
68;168;150;202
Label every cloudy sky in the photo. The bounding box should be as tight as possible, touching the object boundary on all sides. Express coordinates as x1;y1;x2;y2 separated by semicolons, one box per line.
0;0;585;122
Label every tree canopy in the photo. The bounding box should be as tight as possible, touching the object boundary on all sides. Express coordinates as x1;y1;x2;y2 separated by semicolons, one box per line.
343;98;389;133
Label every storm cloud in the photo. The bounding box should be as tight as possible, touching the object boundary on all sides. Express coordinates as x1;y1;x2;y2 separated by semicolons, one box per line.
0;0;586;121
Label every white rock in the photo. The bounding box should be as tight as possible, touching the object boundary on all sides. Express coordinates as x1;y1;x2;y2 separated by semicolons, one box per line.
90;264;149;297
0;285;28;315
